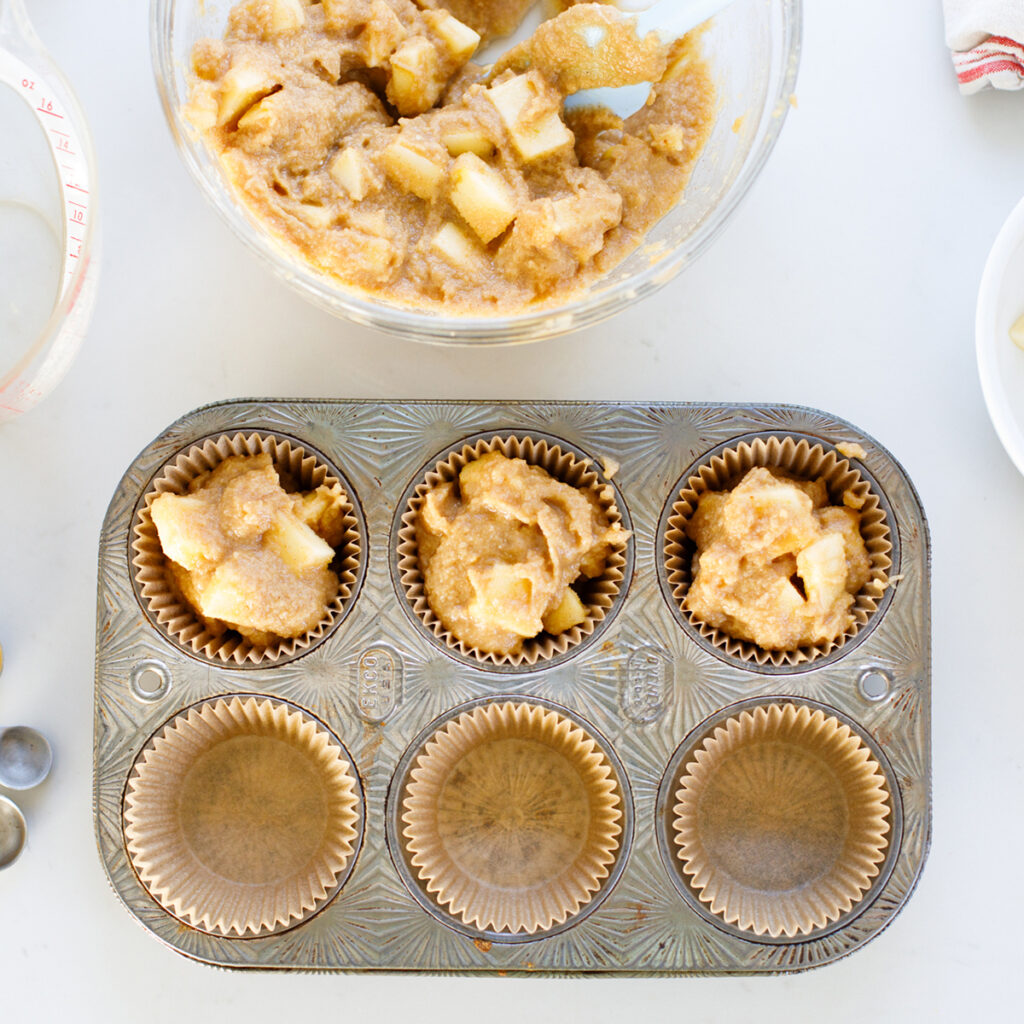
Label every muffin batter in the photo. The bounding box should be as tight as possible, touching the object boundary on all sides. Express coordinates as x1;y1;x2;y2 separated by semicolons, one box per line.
415;451;626;654
150;453;347;643
685;468;872;651
186;0;715;311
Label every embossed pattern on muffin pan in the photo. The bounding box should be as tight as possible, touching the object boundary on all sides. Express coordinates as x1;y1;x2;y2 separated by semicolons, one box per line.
94;400;930;974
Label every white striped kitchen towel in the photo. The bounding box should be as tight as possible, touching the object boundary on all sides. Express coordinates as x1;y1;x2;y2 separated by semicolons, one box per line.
944;0;1024;93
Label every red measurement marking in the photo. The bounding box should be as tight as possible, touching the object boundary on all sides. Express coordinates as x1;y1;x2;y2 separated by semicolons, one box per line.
68;201;86;210
64;183;88;194
49;128;70;138
36;105;64;119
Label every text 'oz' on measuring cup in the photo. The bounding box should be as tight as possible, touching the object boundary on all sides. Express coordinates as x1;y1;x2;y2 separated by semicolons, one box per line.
0;794;26;868
0;0;99;422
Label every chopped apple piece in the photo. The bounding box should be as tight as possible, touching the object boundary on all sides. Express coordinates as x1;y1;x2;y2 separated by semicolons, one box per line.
266;0;305;34
542;587;586;635
766;574;807;620
292;486;347;547
266;512;335;572
321;0;345;20
449;152;517;243
431;222;479;268
796;534;847;609
166;561;226;634
486;73;573;162
458;452;501;500
229;0;305;35
423;9;480;62
313;50;342;82
195;566;251;626
363;0;407;67
388;37;442;116
816;507;871;592
442;130;495;159
151;493;223;570
468;565;541;638
216;63;276;127
381;140;445;201
236;93;276;134
294;203;333;229
329;147;373;201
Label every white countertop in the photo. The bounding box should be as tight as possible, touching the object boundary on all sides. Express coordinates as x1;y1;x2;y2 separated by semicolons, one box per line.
2;0;1023;1018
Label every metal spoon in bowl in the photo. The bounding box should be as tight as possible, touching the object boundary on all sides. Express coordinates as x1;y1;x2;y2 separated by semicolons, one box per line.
0;725;52;790
565;0;735;117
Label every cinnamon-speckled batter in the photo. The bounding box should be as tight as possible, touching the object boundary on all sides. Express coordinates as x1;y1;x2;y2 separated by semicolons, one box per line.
187;1;715;311
415;452;626;654
685;469;872;651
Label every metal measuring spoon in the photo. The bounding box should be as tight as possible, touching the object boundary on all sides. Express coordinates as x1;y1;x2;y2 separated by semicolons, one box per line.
0;726;52;790
0;794;26;869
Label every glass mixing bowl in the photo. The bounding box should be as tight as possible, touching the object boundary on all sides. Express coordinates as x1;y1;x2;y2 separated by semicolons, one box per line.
151;0;801;345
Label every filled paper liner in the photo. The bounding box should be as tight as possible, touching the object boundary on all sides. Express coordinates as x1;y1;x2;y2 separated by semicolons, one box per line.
671;702;891;939
131;431;360;665
396;435;628;667
400;701;624;934
123;695;361;938
663;436;892;667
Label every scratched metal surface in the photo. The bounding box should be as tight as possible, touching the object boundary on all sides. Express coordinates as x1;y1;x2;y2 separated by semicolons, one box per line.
93;400;931;974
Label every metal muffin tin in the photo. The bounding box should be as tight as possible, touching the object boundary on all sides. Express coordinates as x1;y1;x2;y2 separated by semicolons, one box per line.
94;400;931;973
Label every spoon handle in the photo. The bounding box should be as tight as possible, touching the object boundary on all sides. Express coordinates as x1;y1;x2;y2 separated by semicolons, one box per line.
566;0;734;116
636;0;735;44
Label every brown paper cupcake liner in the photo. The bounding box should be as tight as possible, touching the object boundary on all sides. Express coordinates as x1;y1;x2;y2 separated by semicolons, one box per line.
671;702;891;939
123;695;361;938
131;431;361;665
396;435;629;668
400;701;624;935
663;436;892;668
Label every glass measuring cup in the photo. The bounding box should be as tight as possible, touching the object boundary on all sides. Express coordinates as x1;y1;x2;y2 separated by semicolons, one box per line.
0;0;98;421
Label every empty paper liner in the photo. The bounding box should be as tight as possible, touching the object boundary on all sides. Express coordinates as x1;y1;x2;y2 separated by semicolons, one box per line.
395;434;629;668
663;435;892;668
122;695;362;937
131;431;361;665
399;700;624;935
671;702;892;939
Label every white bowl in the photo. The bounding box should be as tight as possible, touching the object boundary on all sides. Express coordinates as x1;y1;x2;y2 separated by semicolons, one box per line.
977;194;1024;476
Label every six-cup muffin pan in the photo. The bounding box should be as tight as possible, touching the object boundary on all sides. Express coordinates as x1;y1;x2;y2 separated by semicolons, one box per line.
93;400;931;974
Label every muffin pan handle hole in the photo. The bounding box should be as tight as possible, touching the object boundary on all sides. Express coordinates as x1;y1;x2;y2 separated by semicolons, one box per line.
857;667;891;702
130;660;171;703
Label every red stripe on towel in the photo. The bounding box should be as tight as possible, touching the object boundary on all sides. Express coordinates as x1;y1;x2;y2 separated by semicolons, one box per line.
957;57;1024;85
953;36;1024;88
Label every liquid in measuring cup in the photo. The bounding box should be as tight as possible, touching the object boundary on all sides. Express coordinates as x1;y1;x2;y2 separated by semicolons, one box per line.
0;0;98;421
0;82;63;380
